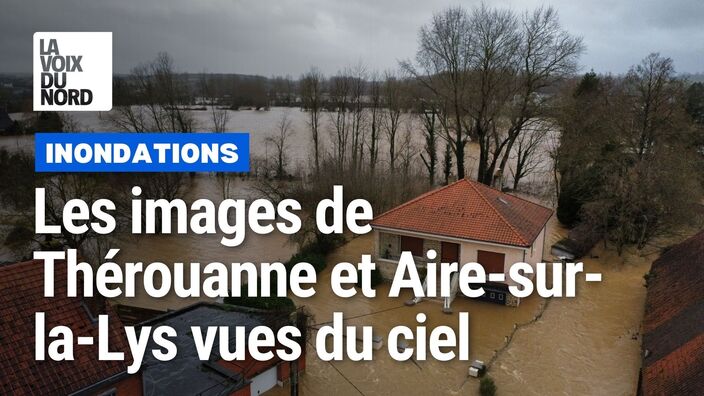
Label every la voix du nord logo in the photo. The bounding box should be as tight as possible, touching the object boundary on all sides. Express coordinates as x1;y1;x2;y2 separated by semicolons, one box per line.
33;32;112;111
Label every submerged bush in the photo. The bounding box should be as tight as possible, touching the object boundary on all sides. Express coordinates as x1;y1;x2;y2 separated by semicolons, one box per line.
287;251;326;273
224;277;295;312
302;233;346;256
356;266;384;288
479;376;497;396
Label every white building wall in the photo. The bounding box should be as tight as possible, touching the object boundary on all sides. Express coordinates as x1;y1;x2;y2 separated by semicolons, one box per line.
372;226;548;286
250;366;278;395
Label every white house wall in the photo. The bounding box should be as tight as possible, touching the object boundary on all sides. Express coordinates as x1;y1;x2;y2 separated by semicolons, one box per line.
373;227;548;286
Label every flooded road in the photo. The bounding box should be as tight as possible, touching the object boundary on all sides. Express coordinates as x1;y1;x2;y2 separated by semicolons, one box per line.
490;239;651;395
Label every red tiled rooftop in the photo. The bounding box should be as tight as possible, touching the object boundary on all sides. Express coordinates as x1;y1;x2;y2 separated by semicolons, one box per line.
641;230;704;396
371;179;553;247
0;259;133;395
643;231;704;333
643;333;704;396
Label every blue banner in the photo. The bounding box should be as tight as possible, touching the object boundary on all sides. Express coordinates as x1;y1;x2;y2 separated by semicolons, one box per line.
35;132;250;172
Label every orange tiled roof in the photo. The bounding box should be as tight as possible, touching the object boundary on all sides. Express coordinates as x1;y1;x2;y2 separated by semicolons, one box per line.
641;230;704;396
0;259;133;395
371;179;552;248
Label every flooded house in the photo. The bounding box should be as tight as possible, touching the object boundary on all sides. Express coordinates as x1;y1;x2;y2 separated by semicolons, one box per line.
370;178;552;308
639;230;704;395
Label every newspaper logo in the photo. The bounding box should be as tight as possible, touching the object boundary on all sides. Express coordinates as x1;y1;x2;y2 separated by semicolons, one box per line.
33;32;112;111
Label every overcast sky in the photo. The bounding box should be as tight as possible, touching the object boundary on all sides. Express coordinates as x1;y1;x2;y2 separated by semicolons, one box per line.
2;0;703;76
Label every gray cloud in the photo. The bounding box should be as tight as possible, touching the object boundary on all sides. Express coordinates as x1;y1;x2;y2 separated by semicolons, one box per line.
1;0;702;76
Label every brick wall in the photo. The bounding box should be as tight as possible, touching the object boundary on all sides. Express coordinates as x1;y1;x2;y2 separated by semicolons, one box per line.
230;384;251;396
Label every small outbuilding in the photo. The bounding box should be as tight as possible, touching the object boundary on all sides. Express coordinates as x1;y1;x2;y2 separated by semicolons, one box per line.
140;303;305;396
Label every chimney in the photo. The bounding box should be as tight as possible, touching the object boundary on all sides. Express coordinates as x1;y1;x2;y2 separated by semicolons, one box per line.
83;294;107;320
81;272;107;321
492;170;503;190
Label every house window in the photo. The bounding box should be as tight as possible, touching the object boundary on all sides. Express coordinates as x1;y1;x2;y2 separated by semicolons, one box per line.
441;242;460;263
400;236;424;257
477;250;505;274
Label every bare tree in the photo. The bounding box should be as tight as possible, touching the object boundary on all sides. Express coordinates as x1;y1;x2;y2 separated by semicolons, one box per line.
58;112;83;132
199;73;230;133
398;122;418;183
269;75;296;106
110;52;194;134
108;52;191;210
442;141;453;185
417;94;443;186
300;68;324;175
623;53;684;159
404;5;582;185
217;171;236;200
230;75;269;110
402;6;473;179
349;64;367;172
329;71;352;172
367;73;383;174
488;6;583;185
509;120;550;190
267;111;294;179
467;4;521;186
35;174;125;263
383;71;404;171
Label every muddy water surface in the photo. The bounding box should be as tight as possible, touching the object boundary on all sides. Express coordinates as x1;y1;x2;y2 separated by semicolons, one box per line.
1;110;650;395
113;175;298;310
269;216;651;396
490;243;651;395
268;233;541;396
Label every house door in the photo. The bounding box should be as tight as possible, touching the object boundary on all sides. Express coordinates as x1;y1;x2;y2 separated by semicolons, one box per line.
441;242;460;263
477;250;505;274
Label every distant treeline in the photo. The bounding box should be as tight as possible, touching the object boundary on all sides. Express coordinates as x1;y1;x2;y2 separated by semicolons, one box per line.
2;68;704;115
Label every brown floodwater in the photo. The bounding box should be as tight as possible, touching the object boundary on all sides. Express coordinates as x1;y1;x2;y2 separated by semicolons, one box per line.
112;175;299;310
268;233;540;396
487;217;655;396
0;110;653;395
268;215;655;396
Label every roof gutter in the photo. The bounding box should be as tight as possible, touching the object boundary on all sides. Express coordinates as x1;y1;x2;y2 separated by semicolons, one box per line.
68;370;132;396
371;225;532;250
